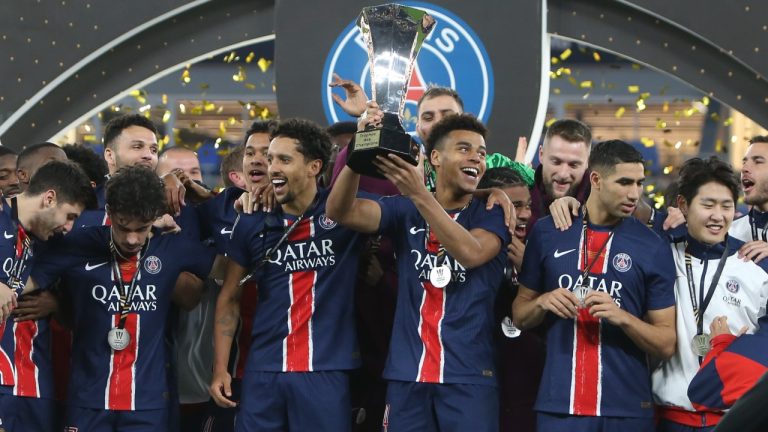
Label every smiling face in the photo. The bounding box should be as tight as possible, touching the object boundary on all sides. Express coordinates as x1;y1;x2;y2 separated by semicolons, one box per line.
501;184;532;240
243;132;271;189
679;181;735;245
539;135;590;199
742;142;768;212
104;125;159;173
267;136;321;213
430;129;486;195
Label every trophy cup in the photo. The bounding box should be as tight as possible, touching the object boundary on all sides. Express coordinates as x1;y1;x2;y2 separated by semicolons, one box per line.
347;3;436;178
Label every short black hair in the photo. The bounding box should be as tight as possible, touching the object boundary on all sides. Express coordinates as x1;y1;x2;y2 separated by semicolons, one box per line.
63;144;109;187
749;135;768;145
478;167;527;189
425;113;487;156
677;156;739;204
0;147;17;158
220;146;244;188
105;165;167;222
17;142;62;170
27;160;96;209
326;121;358;138
588;140;643;175
544;119;592;148
271;118;332;175
417;87;464;112
243;120;277;146
103;114;158;149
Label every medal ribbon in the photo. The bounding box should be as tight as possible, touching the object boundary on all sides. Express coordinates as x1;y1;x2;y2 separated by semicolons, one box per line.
749;209;768;241
109;233;150;330
579;209;619;281
8;197;32;296
683;241;729;348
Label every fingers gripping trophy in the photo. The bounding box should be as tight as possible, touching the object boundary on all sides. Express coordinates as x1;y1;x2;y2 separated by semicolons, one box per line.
347;3;436;178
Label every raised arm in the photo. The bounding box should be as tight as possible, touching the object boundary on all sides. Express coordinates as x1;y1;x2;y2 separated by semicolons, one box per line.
325;165;382;234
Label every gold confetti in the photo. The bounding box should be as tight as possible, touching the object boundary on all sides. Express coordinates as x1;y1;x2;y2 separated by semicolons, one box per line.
545;118;557;127
129;89;147;105
559;48;572;60
710;112;720;122
567;76;578;86
645;184;655;192
615;107;626;118
592;51;601;62
257;58;272;73
684;108;696;117
582;92;590;100
219;121;227;136
181;69;191;84
214;138;222;149
641;137;655;147
228;117;237;125
162;94;168;105
244;83;256;90
232;67;246;82
138;104;151;113
628;85;639;93
260;107;270;119
663;165;673;174
639;92;651;100
248;108;257;118
161;135;170;146
224;51;236;63
631;63;642;70
636;99;646;111
723;117;733;126
549;71;558;79
246;52;255;63
217;106;224;114
551;57;559;65
179;103;186;114
555;67;571;76
656;119;667;129
553;88;561;94
580;80;593;89
662;101;669;112
204;102;216;112
190;105;203;115
162;110;171;123
715;139;724;152
702;96;710;106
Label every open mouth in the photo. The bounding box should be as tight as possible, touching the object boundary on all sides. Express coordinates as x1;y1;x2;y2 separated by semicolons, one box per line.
514;223;527;238
743;178;755;194
272;178;287;193
706;223;724;235
249;169;266;184
460;167;479;178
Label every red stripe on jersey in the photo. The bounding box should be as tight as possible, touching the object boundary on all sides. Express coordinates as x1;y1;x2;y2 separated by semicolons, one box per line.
106;313;139;410
13;320;39;397
234;281;258;379
285;271;316;372
0;323;14;386
571;228;610;415
416;224;448;383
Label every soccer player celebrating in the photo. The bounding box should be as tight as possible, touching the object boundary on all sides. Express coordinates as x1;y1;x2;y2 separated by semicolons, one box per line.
653;157;768;431
25;166;213;431
513;140;676;431
211;118;367;431
327;112;510;432
731;135;768;262
0;160;95;431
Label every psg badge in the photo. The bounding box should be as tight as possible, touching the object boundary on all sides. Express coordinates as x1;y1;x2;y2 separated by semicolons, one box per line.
429;264;452;288
108;327;131;351
691;333;711;357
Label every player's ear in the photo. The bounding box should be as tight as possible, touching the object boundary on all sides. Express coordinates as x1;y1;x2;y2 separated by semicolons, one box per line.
676;195;688;217
589;170;601;190
41;189;57;208
308;159;322;177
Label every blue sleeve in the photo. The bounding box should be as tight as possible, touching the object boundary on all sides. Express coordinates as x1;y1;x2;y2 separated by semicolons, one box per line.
377;195;406;237
195;197;216;241
471;202;511;247
226;213;262;269
177;239;216;280
31;234;85;290
517;221;547;292
645;239;676;311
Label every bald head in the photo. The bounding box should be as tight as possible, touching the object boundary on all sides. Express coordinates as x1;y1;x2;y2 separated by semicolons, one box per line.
156;147;202;182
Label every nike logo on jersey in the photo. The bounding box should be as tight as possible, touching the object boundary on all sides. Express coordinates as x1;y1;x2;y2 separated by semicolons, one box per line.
554;248;576;258
220;227;233;235
3;232;13;239
85;262;108;271
409;227;425;235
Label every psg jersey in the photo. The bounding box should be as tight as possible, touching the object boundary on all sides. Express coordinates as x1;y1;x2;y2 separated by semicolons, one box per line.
519;213;675;418
376;196;510;386
30;226;214;410
196;186;244;255
227;188;366;373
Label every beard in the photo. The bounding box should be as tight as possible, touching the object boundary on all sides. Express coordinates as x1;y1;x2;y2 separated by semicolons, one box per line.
744;183;768;208
543;179;577;200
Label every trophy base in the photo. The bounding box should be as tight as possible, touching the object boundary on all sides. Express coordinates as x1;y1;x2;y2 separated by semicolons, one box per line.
348;128;418;179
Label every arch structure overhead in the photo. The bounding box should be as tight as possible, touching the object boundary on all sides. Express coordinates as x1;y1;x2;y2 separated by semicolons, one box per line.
548;0;768;129
0;0;276;149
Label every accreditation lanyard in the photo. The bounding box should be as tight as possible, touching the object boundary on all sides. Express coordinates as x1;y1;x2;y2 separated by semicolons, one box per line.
579;210;619;280
425;199;471;270
8;197;32;295
109;234;149;330
646;208;656;229
749;209;768;241
683;242;729;336
239;197;318;287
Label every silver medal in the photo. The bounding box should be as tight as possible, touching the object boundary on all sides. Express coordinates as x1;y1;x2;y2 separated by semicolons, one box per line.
108;327;131;351
429;264;452;288
691;333;711;357
501;316;521;338
574;285;591;308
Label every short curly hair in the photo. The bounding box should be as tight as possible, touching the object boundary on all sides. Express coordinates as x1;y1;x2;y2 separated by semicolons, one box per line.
28;160;97;210
105;165;167;222
271;118;332;175
103;114;158;149
425;113;487;157
63;144;109;187
677;156;739;204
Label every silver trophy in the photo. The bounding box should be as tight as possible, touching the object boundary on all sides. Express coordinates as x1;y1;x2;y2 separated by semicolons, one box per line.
348;3;436;178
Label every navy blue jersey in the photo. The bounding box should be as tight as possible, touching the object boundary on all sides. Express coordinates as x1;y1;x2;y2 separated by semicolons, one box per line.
0;210;52;400
227;188;365;373
196;187;244;255
377;196;510;386
519;213;675;418
30;227;214;410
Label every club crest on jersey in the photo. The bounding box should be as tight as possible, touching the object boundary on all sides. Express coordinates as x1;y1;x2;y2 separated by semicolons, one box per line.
726;279;740;293
321;1;494;132
318;214;337;230
612;253;632;272
144;256;161;274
